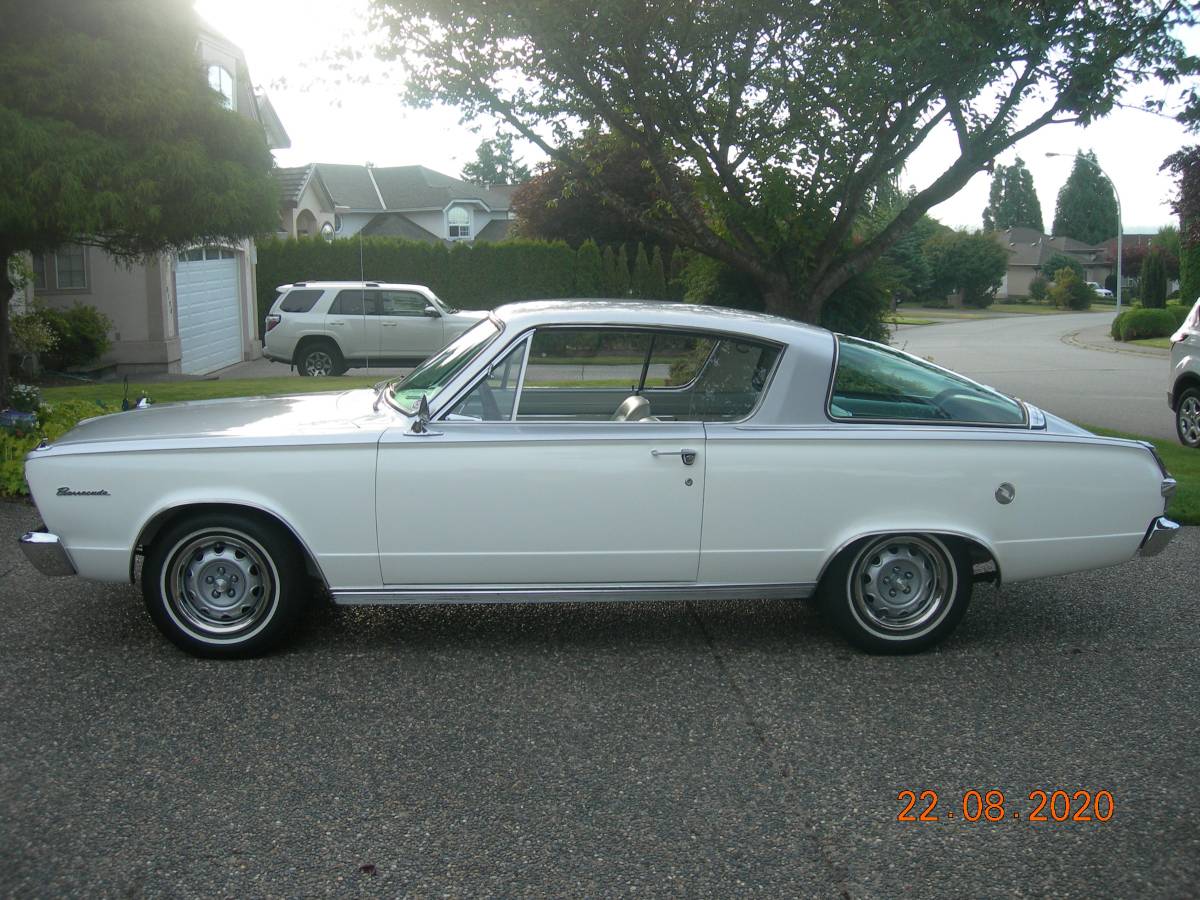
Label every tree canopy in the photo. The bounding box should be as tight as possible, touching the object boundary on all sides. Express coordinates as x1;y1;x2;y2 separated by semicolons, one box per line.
370;0;1197;324
0;0;279;402
982;157;1044;232
460;135;531;185
1051;151;1119;244
925;231;1009;308
1163;146;1200;303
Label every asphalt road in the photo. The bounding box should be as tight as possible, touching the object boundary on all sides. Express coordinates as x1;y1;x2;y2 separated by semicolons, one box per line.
894;311;1176;440
2;500;1197;897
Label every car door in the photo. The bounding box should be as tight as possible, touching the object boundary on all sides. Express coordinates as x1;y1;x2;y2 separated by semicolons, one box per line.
377;289;445;361
324;288;374;361
375;328;706;586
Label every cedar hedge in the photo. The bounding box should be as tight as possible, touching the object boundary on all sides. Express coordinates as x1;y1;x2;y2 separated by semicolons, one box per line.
1110;303;1190;341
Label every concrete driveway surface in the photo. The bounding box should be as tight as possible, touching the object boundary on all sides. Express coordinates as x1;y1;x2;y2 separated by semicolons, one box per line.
1;500;1197;897
894;311;1175;440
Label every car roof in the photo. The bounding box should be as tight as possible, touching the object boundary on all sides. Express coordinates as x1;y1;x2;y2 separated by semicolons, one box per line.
276;281;431;291
491;299;834;351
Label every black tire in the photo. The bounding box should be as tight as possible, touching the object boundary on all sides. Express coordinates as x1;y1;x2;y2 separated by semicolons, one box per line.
1175;386;1200;449
142;511;311;658
296;340;345;377
819;533;972;654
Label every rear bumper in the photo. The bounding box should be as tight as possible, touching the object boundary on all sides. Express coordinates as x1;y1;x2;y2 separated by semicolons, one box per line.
19;528;77;576
1138;516;1180;558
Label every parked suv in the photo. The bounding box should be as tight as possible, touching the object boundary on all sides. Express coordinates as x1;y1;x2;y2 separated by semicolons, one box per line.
1169;297;1200;447
263;282;488;376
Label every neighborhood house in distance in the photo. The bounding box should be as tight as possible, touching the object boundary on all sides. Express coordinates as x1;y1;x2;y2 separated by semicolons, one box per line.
990;226;1113;300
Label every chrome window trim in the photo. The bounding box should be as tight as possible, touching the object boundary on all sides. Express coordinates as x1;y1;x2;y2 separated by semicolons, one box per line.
433;322;785;426
824;334;1031;430
384;313;506;415
332;581;815;606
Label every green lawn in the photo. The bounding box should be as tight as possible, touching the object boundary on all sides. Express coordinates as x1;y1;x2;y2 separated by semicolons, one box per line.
1129;337;1172;350
42;376;382;407
1088;425;1198;525
884;316;938;326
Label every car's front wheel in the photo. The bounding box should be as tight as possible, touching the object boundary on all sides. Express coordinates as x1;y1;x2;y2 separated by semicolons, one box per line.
142;511;311;657
297;341;345;377
1175;386;1200;448
820;533;971;654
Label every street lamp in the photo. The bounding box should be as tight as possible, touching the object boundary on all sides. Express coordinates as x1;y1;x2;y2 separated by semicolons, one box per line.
1045;152;1123;313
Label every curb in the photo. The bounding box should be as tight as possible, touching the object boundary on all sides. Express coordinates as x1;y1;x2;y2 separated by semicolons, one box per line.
1061;329;1169;358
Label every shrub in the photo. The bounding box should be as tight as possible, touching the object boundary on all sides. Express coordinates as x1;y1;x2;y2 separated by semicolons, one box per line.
1167;302;1192;328
9;311;58;369
1028;274;1049;303
1;398;118;497
1111;306;1177;341
1047;267;1093;310
1140;248;1168;308
1039;251;1084;280
38;305;112;371
8;384;41;413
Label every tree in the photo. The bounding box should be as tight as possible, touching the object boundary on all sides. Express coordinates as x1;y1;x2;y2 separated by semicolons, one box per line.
648;246;668;299
0;0;278;404
574;239;603;295
925;231;1008;308
982;157;1044;232
1051;151;1119;244
1047;267;1095;309
1152;224;1182;280
510;131;670;249
460;135;531;185
1163;146;1200;304
631;243;652;297
1140;247;1168;307
370;0;1197;327
1039;252;1085;281
614;244;631;297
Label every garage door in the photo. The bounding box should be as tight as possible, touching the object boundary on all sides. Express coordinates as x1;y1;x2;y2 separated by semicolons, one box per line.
176;247;242;374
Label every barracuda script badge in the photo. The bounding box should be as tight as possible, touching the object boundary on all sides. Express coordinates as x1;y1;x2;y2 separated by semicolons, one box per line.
57;487;110;497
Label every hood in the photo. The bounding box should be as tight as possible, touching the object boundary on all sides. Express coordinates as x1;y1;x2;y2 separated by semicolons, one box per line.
51;390;388;448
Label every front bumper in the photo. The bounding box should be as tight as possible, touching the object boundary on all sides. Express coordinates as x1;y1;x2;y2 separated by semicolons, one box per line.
19;528;77;576
1138;516;1180;558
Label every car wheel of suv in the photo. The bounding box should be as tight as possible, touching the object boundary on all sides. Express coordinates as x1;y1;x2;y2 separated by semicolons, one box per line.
297;341;345;377
1176;386;1200;448
142;511;311;658
819;533;972;654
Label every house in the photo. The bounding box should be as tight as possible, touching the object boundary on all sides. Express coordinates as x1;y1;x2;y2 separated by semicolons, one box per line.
26;25;289;375
991;227;1112;299
276;163;517;245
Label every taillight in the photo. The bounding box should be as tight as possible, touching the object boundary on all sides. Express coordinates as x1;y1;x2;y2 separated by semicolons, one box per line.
265;314;281;332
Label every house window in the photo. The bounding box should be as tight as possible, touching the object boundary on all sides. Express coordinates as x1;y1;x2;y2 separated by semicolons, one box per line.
31;254;46;290
448;206;471;239
208;64;235;110
54;246;87;289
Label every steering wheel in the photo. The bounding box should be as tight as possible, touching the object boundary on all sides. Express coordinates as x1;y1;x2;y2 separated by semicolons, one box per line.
612;395;652;422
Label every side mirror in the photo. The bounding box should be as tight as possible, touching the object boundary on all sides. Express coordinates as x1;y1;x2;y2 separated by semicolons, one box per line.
423;305;440;318
410;394;441;436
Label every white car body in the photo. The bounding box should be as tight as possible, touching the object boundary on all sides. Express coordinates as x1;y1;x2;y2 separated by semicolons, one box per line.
1086;282;1115;299
262;281;487;375
1169;297;1200;447
20;301;1178;655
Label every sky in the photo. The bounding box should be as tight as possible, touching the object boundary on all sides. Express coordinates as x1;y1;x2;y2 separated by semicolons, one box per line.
195;0;1200;234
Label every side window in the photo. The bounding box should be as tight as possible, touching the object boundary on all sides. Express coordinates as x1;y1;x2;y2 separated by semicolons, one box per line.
518;329;652;420
378;291;429;317
279;289;324;313
330;289;374;316
829;336;1026;425
650;335;779;421
446;339;528;421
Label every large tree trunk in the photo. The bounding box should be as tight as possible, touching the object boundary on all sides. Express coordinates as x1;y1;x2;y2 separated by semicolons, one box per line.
0;248;13;409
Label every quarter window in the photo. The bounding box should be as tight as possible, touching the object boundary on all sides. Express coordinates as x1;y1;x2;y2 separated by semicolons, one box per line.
829;336;1026;425
279;289;324;313
447;206;471;239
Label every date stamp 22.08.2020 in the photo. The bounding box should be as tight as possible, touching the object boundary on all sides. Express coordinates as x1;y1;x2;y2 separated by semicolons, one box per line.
897;789;1115;824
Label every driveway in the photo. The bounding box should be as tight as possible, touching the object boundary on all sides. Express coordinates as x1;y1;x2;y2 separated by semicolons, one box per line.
2;500;1197;897
894;311;1176;440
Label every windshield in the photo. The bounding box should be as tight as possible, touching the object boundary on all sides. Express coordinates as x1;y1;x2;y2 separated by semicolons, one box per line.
387;317;501;412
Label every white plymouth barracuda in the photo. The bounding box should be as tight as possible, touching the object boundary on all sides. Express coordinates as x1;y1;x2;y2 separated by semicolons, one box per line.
19;301;1178;657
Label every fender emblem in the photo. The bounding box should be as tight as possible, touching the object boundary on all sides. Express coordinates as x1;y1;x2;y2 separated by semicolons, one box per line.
57;487;110;497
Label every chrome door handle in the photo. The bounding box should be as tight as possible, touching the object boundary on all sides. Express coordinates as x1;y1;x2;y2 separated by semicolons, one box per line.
328;321;344;326
381;322;399;327
651;448;697;466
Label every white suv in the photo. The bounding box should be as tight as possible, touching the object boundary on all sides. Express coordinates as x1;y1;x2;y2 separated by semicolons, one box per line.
263;282;488;376
1169;297;1200;447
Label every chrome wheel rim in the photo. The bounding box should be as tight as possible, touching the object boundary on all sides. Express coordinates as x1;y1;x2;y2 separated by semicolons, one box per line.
848;535;954;636
305;351;334;376
1179;396;1200;446
163;529;278;641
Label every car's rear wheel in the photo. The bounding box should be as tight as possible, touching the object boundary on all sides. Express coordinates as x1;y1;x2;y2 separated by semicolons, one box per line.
1175;386;1200;448
297;341;345;377
142;511;310;658
820;533;971;654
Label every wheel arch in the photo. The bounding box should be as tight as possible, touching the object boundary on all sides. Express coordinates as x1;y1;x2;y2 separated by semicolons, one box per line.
293;333;344;363
131;501;330;589
816;528;1000;588
1172;371;1200;408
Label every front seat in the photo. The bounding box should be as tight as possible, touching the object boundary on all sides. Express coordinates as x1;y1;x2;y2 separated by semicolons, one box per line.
612;395;653;422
